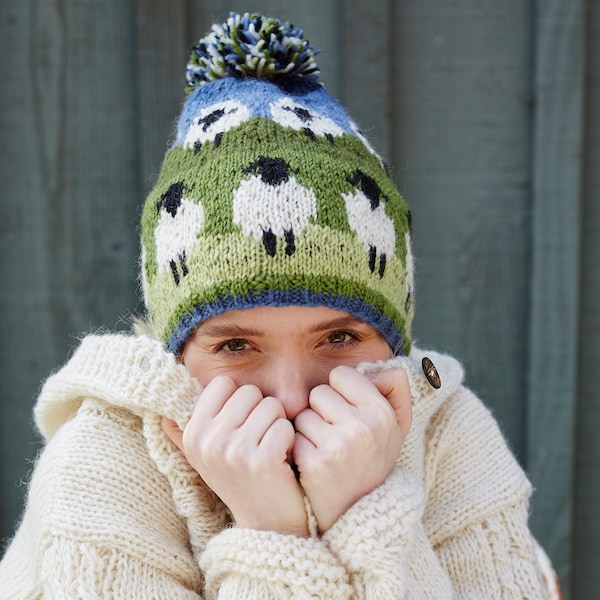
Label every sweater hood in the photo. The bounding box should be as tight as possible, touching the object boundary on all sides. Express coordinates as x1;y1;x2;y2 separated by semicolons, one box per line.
35;334;202;440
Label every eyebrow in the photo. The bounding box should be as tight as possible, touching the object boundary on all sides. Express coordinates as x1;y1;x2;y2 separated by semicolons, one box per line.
305;315;368;334
196;324;264;338
196;315;368;338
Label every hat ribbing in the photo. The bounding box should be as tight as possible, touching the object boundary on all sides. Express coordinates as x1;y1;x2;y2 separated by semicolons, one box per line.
140;13;414;356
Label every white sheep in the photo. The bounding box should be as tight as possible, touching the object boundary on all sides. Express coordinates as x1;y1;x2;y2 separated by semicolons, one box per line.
343;169;396;278
233;156;317;256
154;181;205;285
182;100;250;150
270;97;344;143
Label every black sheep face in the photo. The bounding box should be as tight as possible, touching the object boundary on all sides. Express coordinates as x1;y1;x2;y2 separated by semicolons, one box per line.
182;100;251;152
270;97;344;143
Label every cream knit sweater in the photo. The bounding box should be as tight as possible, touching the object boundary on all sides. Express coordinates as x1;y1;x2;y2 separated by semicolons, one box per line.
0;334;544;598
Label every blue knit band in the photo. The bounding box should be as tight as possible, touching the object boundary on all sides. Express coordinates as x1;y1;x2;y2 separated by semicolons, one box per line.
166;289;404;357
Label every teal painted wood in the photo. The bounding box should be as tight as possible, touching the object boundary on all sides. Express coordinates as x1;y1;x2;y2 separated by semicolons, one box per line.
137;0;189;195
573;1;600;596
2;2;599;596
526;1;586;593
389;0;533;459
0;0;140;540
339;3;393;158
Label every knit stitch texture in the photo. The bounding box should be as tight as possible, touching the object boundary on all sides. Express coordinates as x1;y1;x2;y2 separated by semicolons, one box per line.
0;334;545;598
140;14;414;357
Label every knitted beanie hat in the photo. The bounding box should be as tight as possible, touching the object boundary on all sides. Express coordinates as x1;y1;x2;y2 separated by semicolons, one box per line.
140;12;414;356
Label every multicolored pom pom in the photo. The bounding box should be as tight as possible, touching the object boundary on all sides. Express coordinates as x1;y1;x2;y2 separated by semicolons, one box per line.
185;12;320;92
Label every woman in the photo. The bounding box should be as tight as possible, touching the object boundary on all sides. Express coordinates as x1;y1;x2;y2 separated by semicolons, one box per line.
0;13;546;598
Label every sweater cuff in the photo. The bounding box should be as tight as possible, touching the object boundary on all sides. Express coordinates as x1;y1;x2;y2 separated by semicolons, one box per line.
322;467;424;582
200;527;353;599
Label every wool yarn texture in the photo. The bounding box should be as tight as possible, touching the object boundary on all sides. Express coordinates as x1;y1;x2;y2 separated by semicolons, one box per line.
0;334;545;597
139;12;414;356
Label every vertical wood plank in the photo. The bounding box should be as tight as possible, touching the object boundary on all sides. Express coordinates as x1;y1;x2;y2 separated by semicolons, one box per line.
0;0;139;542
340;0;393;158
137;0;189;195
573;0;600;596
0;0;46;538
390;1;533;459
526;0;585;594
1;3;597;592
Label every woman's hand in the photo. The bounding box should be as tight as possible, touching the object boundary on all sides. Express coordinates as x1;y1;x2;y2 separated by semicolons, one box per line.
162;375;309;537
293;366;411;533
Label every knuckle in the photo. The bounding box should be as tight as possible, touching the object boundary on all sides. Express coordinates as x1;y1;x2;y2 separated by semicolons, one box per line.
371;403;396;433
345;420;376;451
222;437;249;466
237;383;263;399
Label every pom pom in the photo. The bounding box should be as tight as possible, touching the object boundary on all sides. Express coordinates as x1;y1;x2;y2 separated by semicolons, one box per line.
185;12;320;92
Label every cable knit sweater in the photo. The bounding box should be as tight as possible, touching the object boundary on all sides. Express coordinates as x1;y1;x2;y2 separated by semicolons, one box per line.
0;334;544;598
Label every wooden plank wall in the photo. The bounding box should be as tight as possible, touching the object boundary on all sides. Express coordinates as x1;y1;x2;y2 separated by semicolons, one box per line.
0;1;597;597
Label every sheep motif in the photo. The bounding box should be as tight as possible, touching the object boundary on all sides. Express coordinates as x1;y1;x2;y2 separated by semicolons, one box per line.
154;181;205;285
233;156;317;256
342;169;396;278
182;100;251;151
270;97;345;143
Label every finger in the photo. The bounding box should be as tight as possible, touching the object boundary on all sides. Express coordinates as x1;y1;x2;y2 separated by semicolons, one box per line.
293;406;331;440
259;417;296;463
192;375;239;419
238;395;288;444
306;384;354;424
368;368;412;431
292;430;320;473
327;365;389;410
215;383;265;428
161;416;184;452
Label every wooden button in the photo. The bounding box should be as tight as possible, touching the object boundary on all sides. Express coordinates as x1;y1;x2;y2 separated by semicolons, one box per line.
422;357;441;389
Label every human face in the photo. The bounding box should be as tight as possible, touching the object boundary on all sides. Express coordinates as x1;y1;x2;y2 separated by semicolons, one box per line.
182;305;392;420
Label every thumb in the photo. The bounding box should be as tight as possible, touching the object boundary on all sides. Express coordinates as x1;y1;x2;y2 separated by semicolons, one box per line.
368;368;412;433
161;416;185;452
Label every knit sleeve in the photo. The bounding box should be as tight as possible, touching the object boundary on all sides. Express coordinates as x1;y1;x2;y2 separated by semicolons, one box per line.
199;467;454;599
420;386;545;599
200;528;354;599
1;397;207;599
38;537;202;599
321;467;455;599
435;503;543;598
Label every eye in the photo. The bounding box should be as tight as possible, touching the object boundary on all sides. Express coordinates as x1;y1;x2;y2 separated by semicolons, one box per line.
216;338;251;353
325;330;359;346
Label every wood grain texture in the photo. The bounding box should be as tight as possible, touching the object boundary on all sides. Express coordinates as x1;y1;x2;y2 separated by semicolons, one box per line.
390;1;533;458
573;1;600;597
526;1;586;593
1;2;598;596
137;0;189;195
339;1;393;158
0;0;140;539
